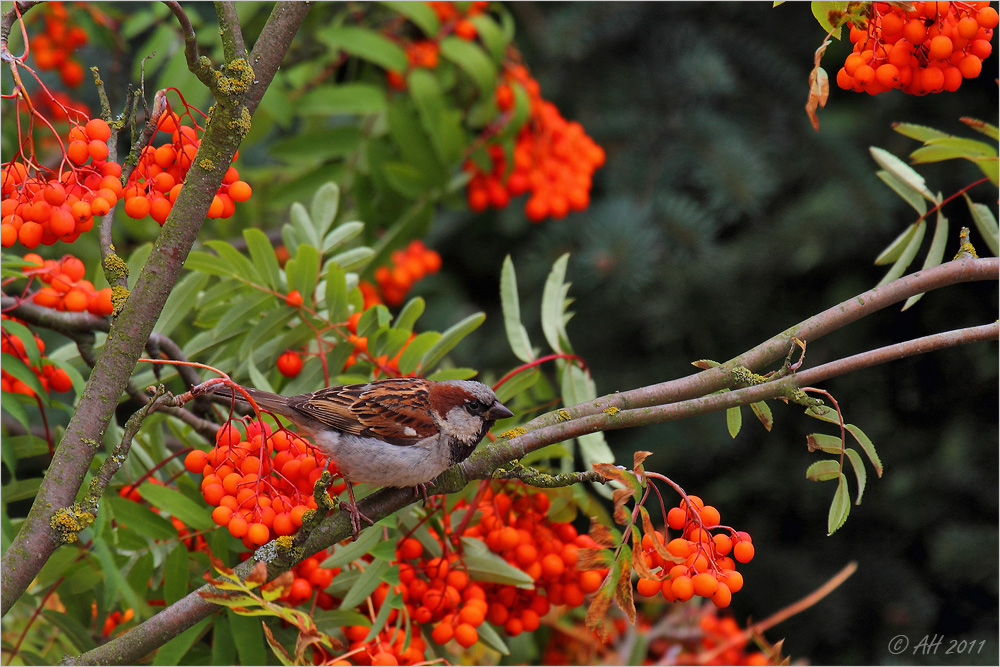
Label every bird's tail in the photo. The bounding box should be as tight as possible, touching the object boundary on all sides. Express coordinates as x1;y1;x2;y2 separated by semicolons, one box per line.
209;382;286;414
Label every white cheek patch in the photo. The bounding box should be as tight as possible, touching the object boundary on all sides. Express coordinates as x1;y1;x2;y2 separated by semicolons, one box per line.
438;405;481;440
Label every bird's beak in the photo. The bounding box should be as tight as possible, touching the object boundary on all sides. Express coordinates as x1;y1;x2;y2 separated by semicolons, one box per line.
487;402;514;421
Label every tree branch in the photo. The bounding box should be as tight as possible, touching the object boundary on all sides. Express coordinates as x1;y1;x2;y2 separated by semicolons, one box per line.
1;0;313;619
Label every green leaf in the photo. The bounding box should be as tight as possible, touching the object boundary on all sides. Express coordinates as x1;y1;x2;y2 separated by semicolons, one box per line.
964;195;999;256
902;209;948;310
494;367;539;405
205;241;257;283
398;331;441;374
2;477;41;502
876;170;927;217
339;558;391;609
750;400;772;431
310;182;341;239
1;320;41;367
846;423;883;477
324;262;349;324
394;297;425;333
408;68;465;166
269;127;363;162
870;146;933;200
918;136;997;158
164;542;191;605
318;26;408;72
228;609;267;667
387;99;447;185
892;122;950;142
211;614;237;665
420;312;485;372
0;353;45;398
805;459;841;482
440;37;497;93
460;537;535;588
470;13;509;63
827;473;851;535
138;482;215;531
876;220;925;286
41;610;97;652
810;1;853;38
805;406;839;425
247;355;275;394
299;83;387;116
323;221;365;254
381;0;441;35
242;229;282;291
806;433;844;455
476;619;511;655
541;253;573;354
321;527;384;570
500;255;535;363
156;272;209;337
726;405;742;438
330;247;374;272
426;367;478;381
382;161;432;198
153;618;213;666
107;494;178;540
286;243;321;300
844;448;867;505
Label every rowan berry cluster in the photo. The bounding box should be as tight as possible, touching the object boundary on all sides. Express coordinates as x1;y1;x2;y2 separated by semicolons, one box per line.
373;240;442;307
426;0;491;41
635;495;753;608
836;1;997;95
459;483;607;634
339;622;430;666
1;314;73;397
183;420;345;550
121;106;252;225
466;64;605;222
386;41;440;90
1;118;119;249
25;1;90;88
22;252;113;316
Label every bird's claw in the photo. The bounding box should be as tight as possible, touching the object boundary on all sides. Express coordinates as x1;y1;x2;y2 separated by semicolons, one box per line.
413;481;436;507
339;500;374;540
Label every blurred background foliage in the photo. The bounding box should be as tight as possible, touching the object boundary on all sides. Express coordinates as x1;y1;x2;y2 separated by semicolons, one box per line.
5;2;996;664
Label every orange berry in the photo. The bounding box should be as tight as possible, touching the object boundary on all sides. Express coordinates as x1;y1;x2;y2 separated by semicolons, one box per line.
203;482;226;506
88;140;109;162
540;553;564;578
247;522;270;546
277;351;303;378
636;577;662;597
85;119;111;142
149;196;172;225
957;54;982;78
63;288;89;312
212;505;234;526
207;195;224;218
733;541;755;564
284;290;303;307
371;652;398;667
90;196;111;216
124;196;150;219
692;572;719;597
229;180;252;202
453;623;478;648
399;537;423;560
49;367;72;392
722;569;744;593
67;140;90;165
711;582;732;608
927;35;953;60
430;621;453;644
579;569;603;594
670;575;694;602
184;448;209;473
978;6;999;29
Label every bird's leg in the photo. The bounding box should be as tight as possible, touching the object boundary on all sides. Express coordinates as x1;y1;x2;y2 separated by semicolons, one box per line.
340;480;374;540
413;480;435;507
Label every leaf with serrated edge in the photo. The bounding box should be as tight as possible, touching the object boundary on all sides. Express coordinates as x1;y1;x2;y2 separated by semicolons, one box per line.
845;448;867;505
827;473;851;535
805;404;840;424
876;170;928;217
805;459;841;481
846;423;882;477
612;488;633;525
262;622;294;666
584;577;614;639
540;253;572;354
633;450;652;473
875;220;922;265
614;546;636;623
892;122;950;142
959;116;999;140
589;521;617;548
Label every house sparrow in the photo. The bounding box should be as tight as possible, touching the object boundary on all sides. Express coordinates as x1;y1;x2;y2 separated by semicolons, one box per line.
208;377;513;536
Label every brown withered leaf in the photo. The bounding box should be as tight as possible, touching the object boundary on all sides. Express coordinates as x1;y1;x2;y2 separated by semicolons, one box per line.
806;36;833;131
577;548;612;571
262;622;293;664
612;487;633;525
592;461;630;486
631;538;660;581
632;450;652;473
613;549;636;624
589;520;617;548
584;581;615;640
245;561;269;588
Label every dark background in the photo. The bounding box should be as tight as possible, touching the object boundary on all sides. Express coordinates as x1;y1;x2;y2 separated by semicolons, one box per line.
422;3;999;665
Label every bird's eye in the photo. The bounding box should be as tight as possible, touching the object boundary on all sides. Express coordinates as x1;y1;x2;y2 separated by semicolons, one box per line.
465;399;484;415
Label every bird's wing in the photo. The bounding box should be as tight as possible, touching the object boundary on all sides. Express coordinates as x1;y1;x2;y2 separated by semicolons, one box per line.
288;378;438;445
